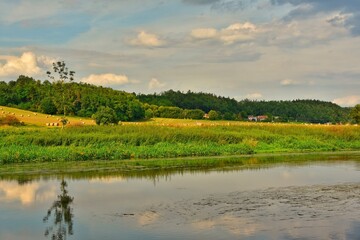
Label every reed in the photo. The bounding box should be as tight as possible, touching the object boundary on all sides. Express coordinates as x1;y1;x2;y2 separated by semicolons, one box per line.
1;121;359;164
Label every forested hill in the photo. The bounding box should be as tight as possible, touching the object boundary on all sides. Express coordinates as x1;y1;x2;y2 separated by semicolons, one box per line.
0;75;145;121
137;90;351;123
0;76;351;123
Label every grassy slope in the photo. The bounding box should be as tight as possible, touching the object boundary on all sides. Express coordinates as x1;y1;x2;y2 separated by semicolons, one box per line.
0;106;95;126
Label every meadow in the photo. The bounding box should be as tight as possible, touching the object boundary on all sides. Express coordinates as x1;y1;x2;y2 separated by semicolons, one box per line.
1;106;360;166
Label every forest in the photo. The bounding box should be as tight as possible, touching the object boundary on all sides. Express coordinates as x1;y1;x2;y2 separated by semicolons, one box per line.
0;75;145;122
138;90;351;123
0;75;353;123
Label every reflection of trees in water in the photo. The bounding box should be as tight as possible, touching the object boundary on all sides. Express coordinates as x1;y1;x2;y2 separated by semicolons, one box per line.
43;179;74;240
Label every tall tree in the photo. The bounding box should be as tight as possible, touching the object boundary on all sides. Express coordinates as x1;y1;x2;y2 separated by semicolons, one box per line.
46;61;75;116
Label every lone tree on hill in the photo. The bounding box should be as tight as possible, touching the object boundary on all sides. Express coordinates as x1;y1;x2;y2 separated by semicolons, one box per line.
46;61;75;116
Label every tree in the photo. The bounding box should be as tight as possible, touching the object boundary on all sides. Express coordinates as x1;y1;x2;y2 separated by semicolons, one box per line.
47;61;75;116
92;106;118;125
183;109;205;119
40;97;57;114
208;110;220;120
46;61;75;82
60;117;68;129
350;104;360;124
157;106;183;118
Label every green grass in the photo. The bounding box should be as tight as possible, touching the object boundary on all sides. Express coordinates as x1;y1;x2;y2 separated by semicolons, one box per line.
1;122;360;165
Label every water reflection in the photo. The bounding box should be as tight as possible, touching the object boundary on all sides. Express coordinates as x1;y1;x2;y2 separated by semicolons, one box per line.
1;152;359;185
43;179;74;240
0;181;56;205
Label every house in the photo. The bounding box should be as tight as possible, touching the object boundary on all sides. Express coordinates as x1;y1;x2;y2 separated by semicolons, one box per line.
257;115;268;121
248;115;268;122
248;115;257;121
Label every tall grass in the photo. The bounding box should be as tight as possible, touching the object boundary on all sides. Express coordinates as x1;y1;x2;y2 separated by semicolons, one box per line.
0;123;359;164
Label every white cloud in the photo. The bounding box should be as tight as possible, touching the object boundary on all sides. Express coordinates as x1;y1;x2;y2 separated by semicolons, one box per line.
245;92;263;100
220;22;257;44
191;22;258;45
225;22;257;32
327;13;353;27
81;73;130;86
130;31;165;47
37;55;57;68
332;95;360;107
0;52;43;77
191;28;218;39
148;78;166;90
280;79;298;86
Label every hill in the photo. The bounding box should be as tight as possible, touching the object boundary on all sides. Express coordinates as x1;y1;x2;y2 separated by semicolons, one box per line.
138;90;351;123
0;75;145;122
0;75;352;123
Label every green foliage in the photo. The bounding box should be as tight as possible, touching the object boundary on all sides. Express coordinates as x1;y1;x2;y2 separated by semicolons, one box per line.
60;117;69;128
46;61;75;82
158;106;183;118
350;104;360;124
1;123;359;164
1;75;145;121
138;90;351;123
92;106;118;125
182;109;205;119
208;110;220;120
40;97;57;114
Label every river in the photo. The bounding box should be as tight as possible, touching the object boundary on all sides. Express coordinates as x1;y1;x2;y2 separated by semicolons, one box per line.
0;153;359;239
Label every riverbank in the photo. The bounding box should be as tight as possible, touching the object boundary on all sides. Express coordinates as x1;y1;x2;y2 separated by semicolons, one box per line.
1;121;360;162
1;151;359;177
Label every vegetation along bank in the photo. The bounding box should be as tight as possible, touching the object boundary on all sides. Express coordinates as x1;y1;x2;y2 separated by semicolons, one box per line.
1;116;359;164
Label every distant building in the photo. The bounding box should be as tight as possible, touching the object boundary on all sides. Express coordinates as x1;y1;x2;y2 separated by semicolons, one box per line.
248;115;257;121
257;115;268;121
203;113;209;119
248;115;268;122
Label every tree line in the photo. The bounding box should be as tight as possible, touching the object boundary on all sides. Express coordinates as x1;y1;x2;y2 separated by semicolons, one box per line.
0;75;356;124
0;75;145;122
138;90;352;123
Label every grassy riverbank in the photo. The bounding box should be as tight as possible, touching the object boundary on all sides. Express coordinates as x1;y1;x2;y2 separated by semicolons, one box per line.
1;151;359;177
1;117;360;165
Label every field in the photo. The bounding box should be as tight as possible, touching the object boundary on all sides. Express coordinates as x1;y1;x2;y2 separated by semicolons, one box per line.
0;106;95;126
1;106;360;168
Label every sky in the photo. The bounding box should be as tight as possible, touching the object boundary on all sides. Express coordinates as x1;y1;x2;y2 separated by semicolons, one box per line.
0;0;359;106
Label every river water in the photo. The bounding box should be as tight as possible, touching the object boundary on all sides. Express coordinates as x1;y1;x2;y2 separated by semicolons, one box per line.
0;153;359;240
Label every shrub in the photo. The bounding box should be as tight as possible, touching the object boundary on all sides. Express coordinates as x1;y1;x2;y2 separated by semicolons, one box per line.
92;106;118;125
0;115;23;126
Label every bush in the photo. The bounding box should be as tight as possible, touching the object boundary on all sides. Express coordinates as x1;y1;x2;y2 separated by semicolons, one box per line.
92;106;118;125
0;115;23;126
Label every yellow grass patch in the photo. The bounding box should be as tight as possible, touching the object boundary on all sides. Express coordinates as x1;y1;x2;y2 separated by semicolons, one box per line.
0;106;96;127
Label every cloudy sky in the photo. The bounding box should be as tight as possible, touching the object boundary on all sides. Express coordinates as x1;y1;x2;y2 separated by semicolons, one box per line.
0;0;359;106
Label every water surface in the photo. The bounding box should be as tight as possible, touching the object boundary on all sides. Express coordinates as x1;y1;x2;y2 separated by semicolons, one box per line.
0;154;359;240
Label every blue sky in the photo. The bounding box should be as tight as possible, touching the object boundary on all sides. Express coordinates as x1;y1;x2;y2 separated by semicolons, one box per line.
0;0;359;106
